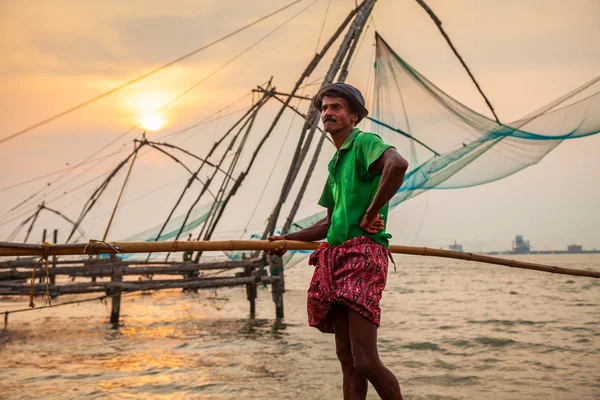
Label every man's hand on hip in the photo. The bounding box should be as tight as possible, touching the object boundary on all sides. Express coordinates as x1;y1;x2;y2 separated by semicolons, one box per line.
360;211;384;234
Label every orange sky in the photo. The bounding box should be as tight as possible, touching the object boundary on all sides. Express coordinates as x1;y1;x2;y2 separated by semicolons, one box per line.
0;0;599;251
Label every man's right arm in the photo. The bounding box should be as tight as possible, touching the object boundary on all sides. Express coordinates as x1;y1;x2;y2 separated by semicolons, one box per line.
283;208;331;242
267;209;332;256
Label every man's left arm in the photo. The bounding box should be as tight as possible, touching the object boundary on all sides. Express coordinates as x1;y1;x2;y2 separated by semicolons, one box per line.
360;148;409;231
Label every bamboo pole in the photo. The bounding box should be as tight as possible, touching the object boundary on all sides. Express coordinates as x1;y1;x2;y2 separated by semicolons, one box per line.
66;147;141;243
110;260;122;324
262;0;377;240
414;0;500;124
23;202;44;244
1;275;277;296
0;240;598;278
39;229;47;284
51;229;57;285
0;259;257;269
0;259;262;280
103;142;139;242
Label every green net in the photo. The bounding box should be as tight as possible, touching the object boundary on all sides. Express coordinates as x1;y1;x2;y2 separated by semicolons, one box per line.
290;33;599;232
371;33;600;209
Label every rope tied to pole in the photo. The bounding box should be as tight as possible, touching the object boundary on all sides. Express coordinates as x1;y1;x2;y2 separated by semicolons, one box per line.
83;239;122;257
29;241;51;308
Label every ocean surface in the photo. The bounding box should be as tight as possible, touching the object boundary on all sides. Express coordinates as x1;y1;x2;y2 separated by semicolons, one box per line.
1;253;598;399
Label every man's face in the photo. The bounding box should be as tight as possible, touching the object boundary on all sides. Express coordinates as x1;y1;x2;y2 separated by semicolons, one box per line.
321;96;358;133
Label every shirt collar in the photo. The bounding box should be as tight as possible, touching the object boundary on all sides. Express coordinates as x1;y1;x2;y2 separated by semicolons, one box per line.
339;127;361;151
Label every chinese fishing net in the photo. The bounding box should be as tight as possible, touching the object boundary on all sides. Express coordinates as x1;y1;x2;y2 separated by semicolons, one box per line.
370;33;600;208
292;33;600;230
132;33;600;265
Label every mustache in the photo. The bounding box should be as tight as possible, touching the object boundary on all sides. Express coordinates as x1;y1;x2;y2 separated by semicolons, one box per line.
323;115;337;123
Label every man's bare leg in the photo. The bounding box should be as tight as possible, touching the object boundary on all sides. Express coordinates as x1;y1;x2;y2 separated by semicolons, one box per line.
348;309;403;400
332;305;368;399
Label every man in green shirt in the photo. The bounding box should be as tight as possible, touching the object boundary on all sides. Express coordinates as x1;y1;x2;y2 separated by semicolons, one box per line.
269;83;408;400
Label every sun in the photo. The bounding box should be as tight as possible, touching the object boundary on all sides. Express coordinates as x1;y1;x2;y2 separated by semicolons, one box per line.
141;114;164;131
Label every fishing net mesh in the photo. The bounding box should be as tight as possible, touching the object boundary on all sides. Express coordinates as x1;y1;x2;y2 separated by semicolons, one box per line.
370;34;600;209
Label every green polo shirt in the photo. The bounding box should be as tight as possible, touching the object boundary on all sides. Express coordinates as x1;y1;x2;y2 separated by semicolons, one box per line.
318;127;395;248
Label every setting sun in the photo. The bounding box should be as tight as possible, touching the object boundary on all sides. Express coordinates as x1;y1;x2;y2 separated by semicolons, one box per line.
141;114;164;131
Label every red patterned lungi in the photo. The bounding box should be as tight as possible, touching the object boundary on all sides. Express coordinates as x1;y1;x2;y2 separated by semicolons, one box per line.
307;236;390;334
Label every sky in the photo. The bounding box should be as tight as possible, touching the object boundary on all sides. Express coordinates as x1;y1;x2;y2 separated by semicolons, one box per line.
0;0;599;253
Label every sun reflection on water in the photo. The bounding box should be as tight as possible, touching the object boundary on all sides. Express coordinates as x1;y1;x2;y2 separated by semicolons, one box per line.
100;350;185;372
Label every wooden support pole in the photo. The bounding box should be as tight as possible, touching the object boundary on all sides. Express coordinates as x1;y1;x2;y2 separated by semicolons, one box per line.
183;269;199;293
246;263;257;318
268;255;285;318
90;252;97;283
39;229;47;283
235;254;258;317
50;229;57;286
248;281;257;317
110;255;122;325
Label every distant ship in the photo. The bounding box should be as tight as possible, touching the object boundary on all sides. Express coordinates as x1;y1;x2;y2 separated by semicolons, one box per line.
449;240;464;252
506;236;597;255
512;235;530;254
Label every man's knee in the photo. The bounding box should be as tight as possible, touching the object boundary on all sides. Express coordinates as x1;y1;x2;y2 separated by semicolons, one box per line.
352;351;381;377
336;347;354;370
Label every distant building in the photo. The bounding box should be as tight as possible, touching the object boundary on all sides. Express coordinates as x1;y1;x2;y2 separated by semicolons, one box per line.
567;244;583;252
512;235;530;254
449;240;463;252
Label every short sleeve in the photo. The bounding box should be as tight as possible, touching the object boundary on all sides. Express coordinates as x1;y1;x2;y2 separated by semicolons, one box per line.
356;133;394;176
318;175;335;209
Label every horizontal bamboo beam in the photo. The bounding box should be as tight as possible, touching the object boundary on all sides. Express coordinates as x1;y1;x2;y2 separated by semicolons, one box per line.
0;240;597;278
0;240;317;256
0;275;277;296
390;245;599;278
0;258;237;269
0;259;262;280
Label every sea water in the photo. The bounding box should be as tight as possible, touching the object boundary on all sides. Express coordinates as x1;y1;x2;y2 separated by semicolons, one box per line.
1;254;598;399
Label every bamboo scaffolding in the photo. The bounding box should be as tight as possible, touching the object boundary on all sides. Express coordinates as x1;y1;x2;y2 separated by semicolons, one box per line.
65;148;140;243
253;86;333;145
166;89;273;254
0;259;262;280
22;202;44;243
146;98;266;254
0;259;248;268
281;2;375;237
263;0;376;240
0;275;277;296
0;240;597;278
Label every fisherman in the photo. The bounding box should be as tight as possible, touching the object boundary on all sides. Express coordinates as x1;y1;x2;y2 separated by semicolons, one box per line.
268;83;408;400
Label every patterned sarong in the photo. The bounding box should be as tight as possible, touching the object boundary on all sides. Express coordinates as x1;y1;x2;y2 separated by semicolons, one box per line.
307;236;390;334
